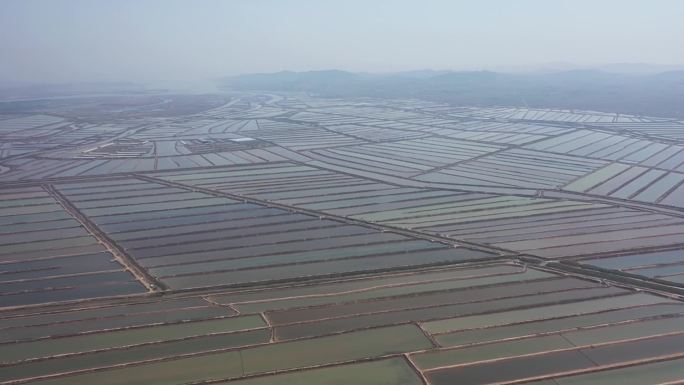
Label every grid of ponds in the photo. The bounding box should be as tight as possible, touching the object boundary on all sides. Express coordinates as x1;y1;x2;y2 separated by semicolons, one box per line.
2;94;684;384
1;263;681;385
54;178;497;290
0;186;145;308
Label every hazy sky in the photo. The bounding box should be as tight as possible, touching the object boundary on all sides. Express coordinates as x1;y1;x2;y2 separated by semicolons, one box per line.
1;0;683;84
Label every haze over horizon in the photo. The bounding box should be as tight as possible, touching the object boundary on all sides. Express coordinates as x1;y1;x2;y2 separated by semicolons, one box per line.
2;0;684;86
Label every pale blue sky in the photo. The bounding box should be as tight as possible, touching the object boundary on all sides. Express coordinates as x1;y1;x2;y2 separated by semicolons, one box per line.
1;0;683;84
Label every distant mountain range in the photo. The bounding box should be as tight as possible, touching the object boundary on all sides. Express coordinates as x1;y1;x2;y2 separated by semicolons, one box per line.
220;69;684;118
